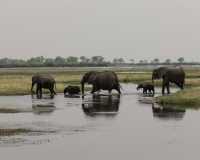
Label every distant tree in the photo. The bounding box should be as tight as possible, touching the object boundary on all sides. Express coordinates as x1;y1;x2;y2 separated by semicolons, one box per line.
44;58;55;67
91;56;98;62
118;58;125;63
144;60;148;63
80;56;87;62
130;59;134;63
140;60;143;63
177;57;184;63
91;56;105;63
85;58;91;63
66;56;78;63
154;58;159;63
113;58;118;63
97;56;104;62
54;56;65;64
165;59;171;64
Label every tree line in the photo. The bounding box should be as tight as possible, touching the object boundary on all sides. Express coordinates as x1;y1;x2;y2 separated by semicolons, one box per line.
0;56;199;68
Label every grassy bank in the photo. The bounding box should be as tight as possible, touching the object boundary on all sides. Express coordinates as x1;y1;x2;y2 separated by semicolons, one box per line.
0;66;200;106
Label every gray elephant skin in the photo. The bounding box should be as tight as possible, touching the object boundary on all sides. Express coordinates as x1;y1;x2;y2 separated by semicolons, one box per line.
31;75;56;96
152;65;185;94
64;85;80;94
81;71;122;94
137;82;154;94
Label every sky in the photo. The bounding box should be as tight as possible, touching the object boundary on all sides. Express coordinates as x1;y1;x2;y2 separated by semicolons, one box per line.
0;0;200;63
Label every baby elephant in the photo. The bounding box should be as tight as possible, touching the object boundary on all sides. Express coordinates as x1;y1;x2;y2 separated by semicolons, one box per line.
136;82;155;94
64;85;81;95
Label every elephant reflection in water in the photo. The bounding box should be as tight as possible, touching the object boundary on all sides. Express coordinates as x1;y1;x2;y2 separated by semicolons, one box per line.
152;103;186;120
32;94;55;115
82;95;120;116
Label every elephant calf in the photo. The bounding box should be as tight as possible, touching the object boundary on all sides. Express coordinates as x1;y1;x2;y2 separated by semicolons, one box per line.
136;82;154;94
64;85;81;95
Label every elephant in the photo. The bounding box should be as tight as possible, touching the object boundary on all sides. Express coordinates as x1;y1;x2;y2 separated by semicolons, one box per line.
152;65;185;94
31;75;56;96
136;82;154;94
81;71;122;94
64;85;81;95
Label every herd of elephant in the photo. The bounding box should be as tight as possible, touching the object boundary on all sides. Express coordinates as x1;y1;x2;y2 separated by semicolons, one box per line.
31;65;185;96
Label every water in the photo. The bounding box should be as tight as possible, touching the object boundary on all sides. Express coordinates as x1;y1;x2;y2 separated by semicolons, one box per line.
0;84;200;160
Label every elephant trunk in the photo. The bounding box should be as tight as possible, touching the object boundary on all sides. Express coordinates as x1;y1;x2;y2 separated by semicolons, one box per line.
151;75;154;83
136;87;140;90
81;81;84;94
31;83;35;93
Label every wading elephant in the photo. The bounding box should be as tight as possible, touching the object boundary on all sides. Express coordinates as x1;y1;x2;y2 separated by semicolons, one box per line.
31;75;56;96
137;82;154;94
64;85;81;95
152;65;185;94
81;71;122;94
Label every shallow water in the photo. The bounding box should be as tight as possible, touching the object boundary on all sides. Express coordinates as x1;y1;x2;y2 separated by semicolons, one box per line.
0;84;200;160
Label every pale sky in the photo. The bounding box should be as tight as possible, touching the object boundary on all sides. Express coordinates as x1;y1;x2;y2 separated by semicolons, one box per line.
0;0;200;63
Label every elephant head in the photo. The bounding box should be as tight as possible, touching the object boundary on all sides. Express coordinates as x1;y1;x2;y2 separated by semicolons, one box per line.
152;67;167;82
136;83;146;90
64;85;72;94
81;71;97;94
31;75;39;93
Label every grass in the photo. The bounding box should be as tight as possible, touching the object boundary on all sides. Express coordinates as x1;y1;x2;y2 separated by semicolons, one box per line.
0;128;33;136
0;66;200;106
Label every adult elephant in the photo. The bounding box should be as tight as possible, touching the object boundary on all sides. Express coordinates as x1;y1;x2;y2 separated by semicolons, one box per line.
31;75;56;96
81;71;122;94
152;65;185;94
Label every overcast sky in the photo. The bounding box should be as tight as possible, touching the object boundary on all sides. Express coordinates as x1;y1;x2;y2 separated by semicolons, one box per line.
0;0;200;63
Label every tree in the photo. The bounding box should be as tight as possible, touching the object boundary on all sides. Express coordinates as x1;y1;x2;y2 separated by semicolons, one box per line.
177;57;184;63
154;58;159;63
144;60;148;63
118;58;125;63
140;60;143;64
54;56;65;64
91;56;105;63
130;59;134;63
113;58;118;63
66;56;78;63
80;56;87;62
85;58;91;63
165;59;171;64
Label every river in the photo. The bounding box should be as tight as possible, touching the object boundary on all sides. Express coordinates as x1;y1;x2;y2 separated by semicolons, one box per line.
0;83;200;160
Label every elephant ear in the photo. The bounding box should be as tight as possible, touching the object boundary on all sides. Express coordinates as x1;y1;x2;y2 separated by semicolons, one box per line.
157;67;167;79
88;71;97;84
32;75;39;83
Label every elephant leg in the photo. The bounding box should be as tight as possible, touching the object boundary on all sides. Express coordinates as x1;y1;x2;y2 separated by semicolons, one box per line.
91;85;99;93
40;88;42;95
162;83;166;94
175;83;183;89
114;85;121;94
50;89;56;95
166;82;170;93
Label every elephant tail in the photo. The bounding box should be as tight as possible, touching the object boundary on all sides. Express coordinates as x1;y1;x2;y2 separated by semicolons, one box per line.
119;83;123;90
